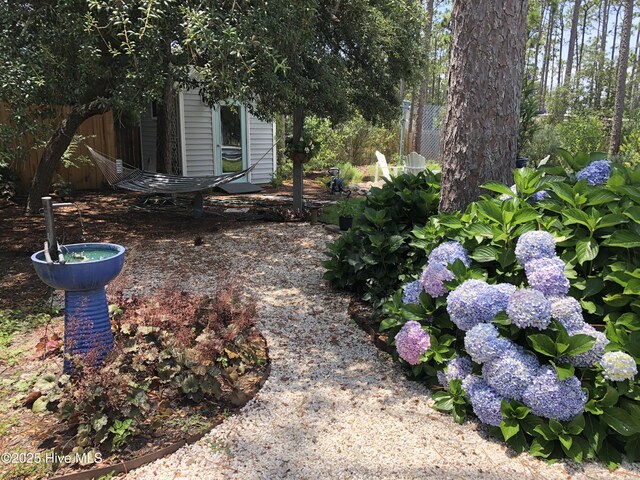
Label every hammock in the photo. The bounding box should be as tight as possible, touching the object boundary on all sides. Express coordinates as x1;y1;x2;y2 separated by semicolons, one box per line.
86;146;258;194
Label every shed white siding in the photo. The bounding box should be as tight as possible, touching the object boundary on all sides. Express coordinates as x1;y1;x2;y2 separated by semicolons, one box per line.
182;90;215;176
140;90;275;183
247;111;276;184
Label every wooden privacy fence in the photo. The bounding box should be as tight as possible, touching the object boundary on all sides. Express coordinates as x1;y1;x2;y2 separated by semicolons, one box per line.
1;105;140;190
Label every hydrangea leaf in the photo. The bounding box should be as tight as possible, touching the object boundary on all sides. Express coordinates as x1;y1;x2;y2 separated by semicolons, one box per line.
500;418;520;441
598;440;622;469
470;245;499;263
595;214;628;230
530;437;554;458
603;230;640;248
528;334;556;357
563;334;596;357
550;361;575;380
482;181;516;197
575;237;599;264
601;407;639;436
625;435;640;462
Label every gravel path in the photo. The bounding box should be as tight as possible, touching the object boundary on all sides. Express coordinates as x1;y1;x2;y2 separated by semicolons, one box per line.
121;223;639;480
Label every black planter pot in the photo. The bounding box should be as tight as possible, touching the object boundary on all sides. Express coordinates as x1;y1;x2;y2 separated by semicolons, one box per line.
338;216;353;231
516;157;529;168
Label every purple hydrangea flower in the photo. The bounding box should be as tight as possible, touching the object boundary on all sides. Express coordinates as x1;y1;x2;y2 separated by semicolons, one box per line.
482;347;540;401
561;325;610;368
464;323;515;364
462;374;483;396
522;366;586;421
394;321;431;365
402;279;422;305
507;288;552;329
515;231;557;267
427;241;471;267
438;355;475;388
600;351;638;382
447;280;510;331
420;262;455;298
550;296;585;331
575;160;612;186
466;378;505;427
528;190;550;203
525;256;570;297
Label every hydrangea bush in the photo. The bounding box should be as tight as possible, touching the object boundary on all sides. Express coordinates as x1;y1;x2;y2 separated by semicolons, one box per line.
377;158;640;467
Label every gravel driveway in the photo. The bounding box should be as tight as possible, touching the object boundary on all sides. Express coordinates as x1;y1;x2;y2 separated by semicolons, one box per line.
121;222;639;480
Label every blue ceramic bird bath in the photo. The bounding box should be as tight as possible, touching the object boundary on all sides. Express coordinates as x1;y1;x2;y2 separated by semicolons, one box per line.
31;242;125;372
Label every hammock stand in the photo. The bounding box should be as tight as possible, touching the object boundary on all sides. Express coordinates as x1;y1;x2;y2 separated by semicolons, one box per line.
87;146;263;217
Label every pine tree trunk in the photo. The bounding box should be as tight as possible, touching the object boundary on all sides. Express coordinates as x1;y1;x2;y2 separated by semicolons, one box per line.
608;5;623;106
540;6;555;105
279;114;287;165
557;4;565;86
563;0;581;87
631;26;640;110
156;35;175;174
609;0;634;155
26;101;108;213
440;0;528;213
594;0;609;109
533;1;547;82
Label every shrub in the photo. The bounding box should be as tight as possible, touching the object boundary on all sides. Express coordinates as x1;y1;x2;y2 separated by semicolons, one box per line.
555;115;607;156
323;170;440;303
520;124;562;167
379;159;640;467
620;128;640;166
337;162;363;186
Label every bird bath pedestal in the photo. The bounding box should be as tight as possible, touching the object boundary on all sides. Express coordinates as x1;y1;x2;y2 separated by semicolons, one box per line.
31;243;125;372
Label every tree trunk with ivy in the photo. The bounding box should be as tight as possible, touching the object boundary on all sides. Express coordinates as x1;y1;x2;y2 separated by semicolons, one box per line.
26;101;108;213
439;0;528;213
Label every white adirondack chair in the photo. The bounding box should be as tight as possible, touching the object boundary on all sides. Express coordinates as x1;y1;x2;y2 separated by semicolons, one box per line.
404;151;426;175
374;151;400;182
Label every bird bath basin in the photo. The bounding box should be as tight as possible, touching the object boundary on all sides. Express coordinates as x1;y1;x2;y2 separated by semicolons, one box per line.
31;242;125;372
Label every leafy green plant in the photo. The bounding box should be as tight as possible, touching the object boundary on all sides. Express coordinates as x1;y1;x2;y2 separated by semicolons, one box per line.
373;158;640;467
337;162;363;186
324;170;441;303
108;419;134;450
555;115;607;156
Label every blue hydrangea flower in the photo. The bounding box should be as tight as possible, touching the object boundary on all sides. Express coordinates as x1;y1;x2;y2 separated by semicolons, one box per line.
528;190;550;203
522;366;586;421
515;231;557;267
464;323;516;364
420;262;454;298
506;288;552;329
575;160;612;186
482;347;540;401
427;241;471;267
394;321;431;365
466;378;505;427
525;256;570;297
448;280;508;331
437;355;475;388
462;374;483;396
550;296;585;331
600;351;638;381
562;325;610;368
491;283;517;313
402;279;422;305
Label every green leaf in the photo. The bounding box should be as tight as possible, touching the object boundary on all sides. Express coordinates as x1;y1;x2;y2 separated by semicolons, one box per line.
465;223;495;238
501;418;520;441
482;181;517;197
598;440;622;469
601;407;639;436
575;237;599;264
549;418;564;435
565;415;585;435
563;334;596;357
477;200;503;225
550;361;575;380
530;438;555;458
625;435;640;462
595;214;628;230
550;182;577;206
470;245;500;263
533;423;557;441
563;209;594;231
528;334;556;357
512;207;540;226
603;230;640;248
